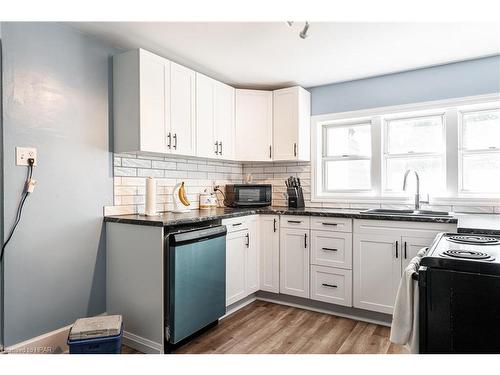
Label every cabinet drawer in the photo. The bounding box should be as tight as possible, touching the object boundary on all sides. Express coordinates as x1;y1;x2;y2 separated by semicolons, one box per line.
280;215;310;229
311;231;352;269
310;217;352;232
310;265;352;307
222;216;249;233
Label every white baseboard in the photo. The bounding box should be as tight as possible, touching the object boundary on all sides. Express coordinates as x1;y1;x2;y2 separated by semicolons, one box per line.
122;331;162;354
5;324;72;354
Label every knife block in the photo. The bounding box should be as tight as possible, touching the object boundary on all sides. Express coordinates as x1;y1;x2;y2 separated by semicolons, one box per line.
287;187;305;208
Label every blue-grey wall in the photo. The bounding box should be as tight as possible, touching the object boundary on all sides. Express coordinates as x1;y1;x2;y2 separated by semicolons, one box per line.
1;22;117;345
309;55;500;115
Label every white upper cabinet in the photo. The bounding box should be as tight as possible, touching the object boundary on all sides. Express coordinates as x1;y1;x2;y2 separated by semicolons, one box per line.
273;86;311;161
114;49;169;154
235;89;273;161
196;73;235;160
169;62;196;156
113;49;196;156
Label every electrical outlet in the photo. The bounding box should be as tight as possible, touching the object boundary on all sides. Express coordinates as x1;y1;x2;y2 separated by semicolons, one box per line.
16;147;38;166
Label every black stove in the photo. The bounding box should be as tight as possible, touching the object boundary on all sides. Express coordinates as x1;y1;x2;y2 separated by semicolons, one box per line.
419;232;500;353
421;232;500;275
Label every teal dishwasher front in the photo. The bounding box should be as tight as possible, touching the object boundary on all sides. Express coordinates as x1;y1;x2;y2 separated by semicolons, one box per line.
166;225;226;347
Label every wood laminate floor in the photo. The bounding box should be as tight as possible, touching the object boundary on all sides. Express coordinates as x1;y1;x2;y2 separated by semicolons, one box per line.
123;300;408;354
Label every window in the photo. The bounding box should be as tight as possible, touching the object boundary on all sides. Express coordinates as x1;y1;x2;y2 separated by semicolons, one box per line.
312;95;500;202
459;109;500;194
383;115;445;194
321;122;371;191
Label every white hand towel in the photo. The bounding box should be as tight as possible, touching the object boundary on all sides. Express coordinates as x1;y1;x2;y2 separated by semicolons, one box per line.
390;248;426;353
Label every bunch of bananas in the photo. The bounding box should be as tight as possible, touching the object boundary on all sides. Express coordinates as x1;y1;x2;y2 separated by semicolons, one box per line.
178;181;190;206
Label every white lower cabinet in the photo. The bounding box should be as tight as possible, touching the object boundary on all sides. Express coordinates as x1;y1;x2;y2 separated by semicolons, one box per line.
224;216;259;306
225;229;248;306
280;228;310;298
310;265;352;306
352;219;456;314
259;215;280;293
352;233;402;314
310;230;352;269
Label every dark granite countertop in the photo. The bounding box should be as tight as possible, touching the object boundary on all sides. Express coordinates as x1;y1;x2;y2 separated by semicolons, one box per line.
457;214;500;236
104;206;459;227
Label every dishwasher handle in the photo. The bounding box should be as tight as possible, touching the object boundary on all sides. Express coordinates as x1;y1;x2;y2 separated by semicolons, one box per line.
169;225;227;246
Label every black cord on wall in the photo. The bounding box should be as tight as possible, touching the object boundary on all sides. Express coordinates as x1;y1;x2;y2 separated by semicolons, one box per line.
0;159;35;263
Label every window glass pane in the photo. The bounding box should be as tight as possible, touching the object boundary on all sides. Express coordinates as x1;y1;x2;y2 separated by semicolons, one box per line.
385;156;444;193
326;124;371;157
462;109;500;150
325;160;371;190
386;116;443;154
462;153;500;193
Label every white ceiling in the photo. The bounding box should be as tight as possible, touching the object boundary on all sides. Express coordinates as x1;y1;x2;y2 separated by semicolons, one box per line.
70;22;500;89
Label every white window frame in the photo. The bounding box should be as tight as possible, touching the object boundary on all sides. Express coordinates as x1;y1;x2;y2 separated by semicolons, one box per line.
321;120;373;193
381;112;447;197
311;93;500;206
458;105;500;197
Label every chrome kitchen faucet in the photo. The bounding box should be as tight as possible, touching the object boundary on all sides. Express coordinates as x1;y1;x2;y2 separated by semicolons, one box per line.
403;169;429;211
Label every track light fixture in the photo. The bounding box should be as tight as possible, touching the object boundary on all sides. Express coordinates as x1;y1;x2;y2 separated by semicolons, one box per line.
286;21;310;39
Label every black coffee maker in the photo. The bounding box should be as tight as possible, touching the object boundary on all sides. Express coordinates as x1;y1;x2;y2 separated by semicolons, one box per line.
286;176;305;208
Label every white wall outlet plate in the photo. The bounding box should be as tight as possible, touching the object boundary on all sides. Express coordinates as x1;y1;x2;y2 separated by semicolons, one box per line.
16;147;38;166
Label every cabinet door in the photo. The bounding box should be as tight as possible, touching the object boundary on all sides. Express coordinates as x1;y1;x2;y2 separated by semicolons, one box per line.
214;82;235;159
280;228;310;298
401;235;436;270
139;51;168;153
235;89;273;161
259;215;280;293
170;62;196;156
353;233;401;314
226;230;247;306
246;217;259;294
273;87;298;161
196;73;217;159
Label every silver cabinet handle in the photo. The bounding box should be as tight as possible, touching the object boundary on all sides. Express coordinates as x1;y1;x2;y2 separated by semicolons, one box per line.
322;248;338;252
322;283;337;288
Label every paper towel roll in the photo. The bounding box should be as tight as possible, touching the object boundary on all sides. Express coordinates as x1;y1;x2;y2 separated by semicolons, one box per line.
145;177;157;216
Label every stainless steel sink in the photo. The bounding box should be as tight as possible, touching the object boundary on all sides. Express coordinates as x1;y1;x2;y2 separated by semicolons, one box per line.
361;208;452;217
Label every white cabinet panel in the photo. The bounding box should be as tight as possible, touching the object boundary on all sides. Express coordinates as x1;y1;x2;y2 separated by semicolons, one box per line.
311;230;352;269
280;215;310;230
246;217;259;294
353;233;401;314
310;265;352;307
280;228;310;298
310;217;352;233
170;62;196;156
273;86;310;161
235;89;273;161
214;82;235;159
259;215;280;293
196;73;217;159
226;230;247;306
401;235;436;270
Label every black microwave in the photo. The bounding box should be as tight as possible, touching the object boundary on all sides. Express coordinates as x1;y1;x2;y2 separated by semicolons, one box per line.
224;184;272;207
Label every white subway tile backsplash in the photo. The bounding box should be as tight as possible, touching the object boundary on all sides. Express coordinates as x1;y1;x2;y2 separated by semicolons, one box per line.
121;158;152;168
109;156;500;215
137;168;165;178
114;167;137;177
